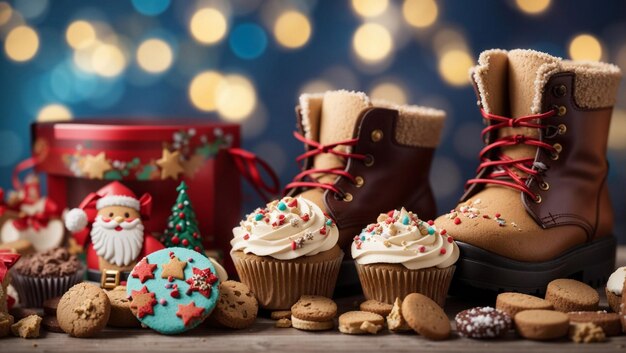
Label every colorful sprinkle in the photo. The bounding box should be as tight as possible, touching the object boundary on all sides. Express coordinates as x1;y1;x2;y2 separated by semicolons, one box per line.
419;246;426;253
440;229;447;235
291;241;297;250
427;220;434;226
288;199;298;207
277;201;287;211
319;227;327;235
427;227;435;235
301;214;310;222
495;213;501;218
254;213;263;221
454;217;461;225
447;236;454;243
440;248;447;255
243;233;250;240
326;219;332;226
159;298;167;305
401;215;410;225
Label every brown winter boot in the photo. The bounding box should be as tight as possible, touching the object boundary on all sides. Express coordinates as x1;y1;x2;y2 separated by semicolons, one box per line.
285;90;445;250
435;49;622;294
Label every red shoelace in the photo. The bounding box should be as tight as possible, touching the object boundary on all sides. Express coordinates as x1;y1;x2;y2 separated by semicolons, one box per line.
465;108;558;200
283;131;366;197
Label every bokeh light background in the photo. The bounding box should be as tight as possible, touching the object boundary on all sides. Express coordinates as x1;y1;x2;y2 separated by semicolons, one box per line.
1;0;625;242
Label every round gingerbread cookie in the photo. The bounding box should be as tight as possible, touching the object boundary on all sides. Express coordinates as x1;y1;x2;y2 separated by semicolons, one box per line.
106;286;140;328
57;283;111;338
126;247;220;334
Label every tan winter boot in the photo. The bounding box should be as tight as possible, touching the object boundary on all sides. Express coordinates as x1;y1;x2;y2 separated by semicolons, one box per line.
285;90;445;250
435;49;622;294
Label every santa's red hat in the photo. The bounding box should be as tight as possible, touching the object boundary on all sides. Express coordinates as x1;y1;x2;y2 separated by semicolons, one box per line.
64;181;152;233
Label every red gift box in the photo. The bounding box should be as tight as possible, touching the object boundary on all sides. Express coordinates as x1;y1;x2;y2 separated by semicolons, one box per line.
31;119;247;273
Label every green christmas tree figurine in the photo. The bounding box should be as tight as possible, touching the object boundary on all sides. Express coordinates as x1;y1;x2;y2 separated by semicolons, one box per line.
162;181;204;253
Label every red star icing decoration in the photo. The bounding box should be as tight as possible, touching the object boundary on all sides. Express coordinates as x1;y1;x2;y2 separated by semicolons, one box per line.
176;301;205;326
131;258;157;283
185;267;218;298
130;286;157;319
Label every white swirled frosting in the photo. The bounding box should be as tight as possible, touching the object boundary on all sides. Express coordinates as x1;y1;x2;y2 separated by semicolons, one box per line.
351;208;459;270
607;266;626;295
231;196;338;260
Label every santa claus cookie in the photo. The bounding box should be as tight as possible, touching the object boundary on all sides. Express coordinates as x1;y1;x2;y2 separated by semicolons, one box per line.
126;247;220;334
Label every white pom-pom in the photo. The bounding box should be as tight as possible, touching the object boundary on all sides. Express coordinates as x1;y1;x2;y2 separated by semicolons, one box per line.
65;208;88;232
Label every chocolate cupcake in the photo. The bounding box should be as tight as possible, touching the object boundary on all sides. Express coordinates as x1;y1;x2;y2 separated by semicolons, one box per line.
11;248;84;307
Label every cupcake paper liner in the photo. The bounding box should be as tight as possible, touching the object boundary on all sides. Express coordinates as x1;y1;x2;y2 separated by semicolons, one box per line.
355;263;455;307
231;251;343;310
11;266;85;308
605;287;622;313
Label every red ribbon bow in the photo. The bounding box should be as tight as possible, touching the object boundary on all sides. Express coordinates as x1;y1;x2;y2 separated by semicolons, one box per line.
11;198;60;231
0;250;20;283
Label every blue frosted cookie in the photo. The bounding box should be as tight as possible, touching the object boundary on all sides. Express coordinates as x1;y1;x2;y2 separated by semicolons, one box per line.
126;247;220;334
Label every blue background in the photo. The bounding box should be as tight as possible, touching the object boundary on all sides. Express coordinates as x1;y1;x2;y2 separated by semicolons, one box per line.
0;0;625;243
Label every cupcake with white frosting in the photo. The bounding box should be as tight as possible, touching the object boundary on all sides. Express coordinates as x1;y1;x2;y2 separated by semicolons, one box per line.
605;266;625;313
352;208;459;307
231;196;343;309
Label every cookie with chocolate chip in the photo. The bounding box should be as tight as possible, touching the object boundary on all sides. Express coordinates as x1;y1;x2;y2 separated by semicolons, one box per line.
212;280;258;329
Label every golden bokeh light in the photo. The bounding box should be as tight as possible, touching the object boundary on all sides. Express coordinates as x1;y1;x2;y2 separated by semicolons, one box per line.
190;8;227;45
189;71;224;111
273;11;312;49
433;28;468;56
0;2;12;26
402;0;438;28
370;82;408;105
4;25;39;62
351;0;388;18
438;49;473;86
216;74;257;121
352;23;393;63
37;104;72;122
299;79;335;95
569;34;602;61
66;20;97;49
91;43;126;77
515;0;551;14
136;38;173;73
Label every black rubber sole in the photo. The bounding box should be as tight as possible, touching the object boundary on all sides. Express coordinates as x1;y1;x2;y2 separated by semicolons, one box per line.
451;236;617;296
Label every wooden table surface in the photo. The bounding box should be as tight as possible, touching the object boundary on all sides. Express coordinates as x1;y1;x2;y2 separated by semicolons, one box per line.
3;247;626;353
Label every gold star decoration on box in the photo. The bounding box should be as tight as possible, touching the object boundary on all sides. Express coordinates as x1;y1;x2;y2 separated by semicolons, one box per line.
161;256;187;280
156;148;184;180
79;152;112;179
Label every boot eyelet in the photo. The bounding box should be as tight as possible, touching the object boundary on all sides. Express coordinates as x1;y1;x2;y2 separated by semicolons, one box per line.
552;84;567;97
534;194;542;203
553;143;562;153
550;152;559;161
371;129;383;142
363;154;375;167
354;176;364;187
343;193;353;202
557;124;567;135
557;105;567;116
539;181;550;191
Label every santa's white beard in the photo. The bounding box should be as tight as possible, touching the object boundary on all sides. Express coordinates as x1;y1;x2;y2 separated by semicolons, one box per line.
91;215;144;267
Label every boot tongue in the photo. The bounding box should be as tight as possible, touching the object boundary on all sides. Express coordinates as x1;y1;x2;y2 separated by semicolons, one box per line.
299;91;370;207
500;51;559;162
315;91;370;182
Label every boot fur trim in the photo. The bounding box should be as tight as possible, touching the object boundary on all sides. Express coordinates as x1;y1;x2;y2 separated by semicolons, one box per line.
299;90;445;148
471;49;622;114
